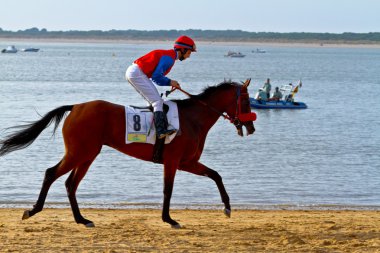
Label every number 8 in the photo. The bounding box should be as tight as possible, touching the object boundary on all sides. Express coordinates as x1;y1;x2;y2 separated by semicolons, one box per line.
133;115;141;131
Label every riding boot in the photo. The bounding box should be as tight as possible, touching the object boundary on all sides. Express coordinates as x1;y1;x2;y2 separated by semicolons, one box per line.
154;111;177;139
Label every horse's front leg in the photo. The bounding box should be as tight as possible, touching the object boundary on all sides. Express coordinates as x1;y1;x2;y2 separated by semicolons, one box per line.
162;162;181;228
204;166;231;217
180;162;231;218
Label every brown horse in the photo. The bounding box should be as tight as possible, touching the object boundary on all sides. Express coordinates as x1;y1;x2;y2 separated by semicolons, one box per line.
0;79;256;228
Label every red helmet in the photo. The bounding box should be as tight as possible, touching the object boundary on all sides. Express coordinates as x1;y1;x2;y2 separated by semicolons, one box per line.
174;36;196;52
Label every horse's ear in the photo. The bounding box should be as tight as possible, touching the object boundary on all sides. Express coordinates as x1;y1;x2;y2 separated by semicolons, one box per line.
243;78;251;88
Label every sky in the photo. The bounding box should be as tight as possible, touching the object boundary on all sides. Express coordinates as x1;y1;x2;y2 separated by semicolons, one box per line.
1;0;379;33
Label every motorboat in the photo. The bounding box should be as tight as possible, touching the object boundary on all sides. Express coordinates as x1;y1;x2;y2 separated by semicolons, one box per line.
225;51;246;57
250;82;307;109
250;98;307;109
1;45;18;53
252;48;266;53
21;48;40;52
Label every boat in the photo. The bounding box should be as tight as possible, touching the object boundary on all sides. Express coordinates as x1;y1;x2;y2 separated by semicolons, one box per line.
250;82;307;109
21;48;40;52
250;98;307;109
225;51;246;58
1;45;18;53
252;48;266;53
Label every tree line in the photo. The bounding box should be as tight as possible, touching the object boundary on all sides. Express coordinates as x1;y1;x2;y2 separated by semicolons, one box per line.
1;27;379;43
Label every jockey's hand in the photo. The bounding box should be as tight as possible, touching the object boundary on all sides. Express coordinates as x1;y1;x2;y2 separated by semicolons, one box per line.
170;80;181;89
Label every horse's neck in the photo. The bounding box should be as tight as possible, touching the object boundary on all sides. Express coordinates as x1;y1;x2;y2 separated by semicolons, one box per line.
195;103;221;129
180;91;234;134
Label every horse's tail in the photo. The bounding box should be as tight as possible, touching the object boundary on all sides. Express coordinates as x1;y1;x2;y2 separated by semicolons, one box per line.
0;105;73;157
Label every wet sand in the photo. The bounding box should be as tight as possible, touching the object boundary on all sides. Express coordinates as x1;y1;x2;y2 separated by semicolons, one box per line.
1;208;380;252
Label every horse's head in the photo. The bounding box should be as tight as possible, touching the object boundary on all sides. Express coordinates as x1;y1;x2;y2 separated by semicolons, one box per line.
226;79;256;137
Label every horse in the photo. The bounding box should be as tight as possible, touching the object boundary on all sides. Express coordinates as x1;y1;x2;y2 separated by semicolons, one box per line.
0;79;256;228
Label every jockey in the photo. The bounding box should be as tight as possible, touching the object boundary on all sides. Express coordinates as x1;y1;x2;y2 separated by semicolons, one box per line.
126;35;196;139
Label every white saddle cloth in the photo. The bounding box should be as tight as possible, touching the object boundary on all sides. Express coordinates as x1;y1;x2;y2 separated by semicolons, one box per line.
125;101;179;144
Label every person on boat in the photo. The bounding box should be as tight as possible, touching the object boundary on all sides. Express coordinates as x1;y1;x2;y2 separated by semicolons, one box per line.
262;78;271;99
257;88;268;102
284;83;294;102
269;86;283;101
125;35;196;139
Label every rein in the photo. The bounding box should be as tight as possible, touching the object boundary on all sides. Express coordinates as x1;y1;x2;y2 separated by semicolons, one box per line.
168;85;256;126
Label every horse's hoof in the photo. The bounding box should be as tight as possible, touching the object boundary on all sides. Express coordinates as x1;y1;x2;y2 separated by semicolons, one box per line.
85;222;95;228
223;208;231;218
22;210;30;220
171;223;182;229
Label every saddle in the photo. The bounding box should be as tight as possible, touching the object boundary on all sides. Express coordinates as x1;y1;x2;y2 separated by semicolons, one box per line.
125;101;179;163
130;104;170;114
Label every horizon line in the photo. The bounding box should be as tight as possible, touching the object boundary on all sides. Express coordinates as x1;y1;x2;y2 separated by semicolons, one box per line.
1;27;379;35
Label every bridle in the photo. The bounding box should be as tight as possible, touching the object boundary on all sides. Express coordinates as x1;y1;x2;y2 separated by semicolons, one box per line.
231;86;257;127
168;84;256;127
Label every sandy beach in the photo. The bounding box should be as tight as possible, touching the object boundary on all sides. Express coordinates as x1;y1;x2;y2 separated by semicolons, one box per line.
2;37;380;49
0;208;379;252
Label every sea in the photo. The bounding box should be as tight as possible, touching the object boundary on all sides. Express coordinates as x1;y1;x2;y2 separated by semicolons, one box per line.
0;41;379;210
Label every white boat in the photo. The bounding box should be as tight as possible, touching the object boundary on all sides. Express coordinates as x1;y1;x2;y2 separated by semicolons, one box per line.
252;48;266;53
1;45;18;53
21;48;40;52
224;51;246;57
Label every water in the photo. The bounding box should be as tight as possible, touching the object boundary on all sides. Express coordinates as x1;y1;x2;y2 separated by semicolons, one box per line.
1;41;380;210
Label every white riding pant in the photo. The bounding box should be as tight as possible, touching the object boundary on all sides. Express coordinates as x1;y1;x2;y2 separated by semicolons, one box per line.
125;64;164;112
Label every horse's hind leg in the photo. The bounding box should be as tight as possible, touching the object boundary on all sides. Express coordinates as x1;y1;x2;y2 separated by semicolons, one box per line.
65;159;94;227
22;157;75;220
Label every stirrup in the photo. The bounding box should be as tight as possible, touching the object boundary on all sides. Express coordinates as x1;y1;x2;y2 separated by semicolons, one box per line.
157;129;177;139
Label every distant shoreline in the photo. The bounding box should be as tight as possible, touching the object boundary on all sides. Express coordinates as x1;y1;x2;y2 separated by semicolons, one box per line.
2;37;380;48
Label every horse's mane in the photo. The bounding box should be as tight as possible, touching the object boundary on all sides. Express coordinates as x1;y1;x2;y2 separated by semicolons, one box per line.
173;81;239;107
